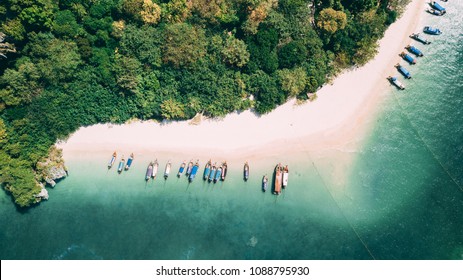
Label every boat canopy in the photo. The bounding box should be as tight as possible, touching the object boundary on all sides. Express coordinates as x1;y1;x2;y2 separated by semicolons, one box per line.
398;66;410;76
432;2;445;12
402;53;415;64
409;46;422;56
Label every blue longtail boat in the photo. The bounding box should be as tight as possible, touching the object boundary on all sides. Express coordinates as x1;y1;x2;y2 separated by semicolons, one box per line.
177;161;186;177
125;153;134;171
209;163;217;183
188;161;200;182
203;160;211;180
423;26;442;35
406;45;423;57
430;1;446;13
400;52;416;65
395;63;411;79
214;166;222;183
108;151;117;169
117;156;125;173
185;160;194;176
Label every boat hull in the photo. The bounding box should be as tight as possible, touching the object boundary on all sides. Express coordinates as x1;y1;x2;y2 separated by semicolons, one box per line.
423;27;442;35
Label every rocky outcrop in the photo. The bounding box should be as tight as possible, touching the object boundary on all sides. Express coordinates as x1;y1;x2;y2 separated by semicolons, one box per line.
35;184;49;200
36;146;68;188
43;165;67;187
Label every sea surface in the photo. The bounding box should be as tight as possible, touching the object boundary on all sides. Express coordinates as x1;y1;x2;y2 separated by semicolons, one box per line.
1;2;462;259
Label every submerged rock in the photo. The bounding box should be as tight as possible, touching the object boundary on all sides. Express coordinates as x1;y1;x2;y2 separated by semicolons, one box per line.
247;236;258;247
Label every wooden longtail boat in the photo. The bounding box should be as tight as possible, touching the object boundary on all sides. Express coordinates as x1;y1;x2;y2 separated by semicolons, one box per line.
395;63;411;79
203;160;212;181
125;153;134;171
185;160;194;176
405;45;423;57
430;1;446;13
214;166;222;183
117;156;125;173
164;161;171;179
427;8;444;16
409;33;431;45
188;161;200;182
209;163;217;183
221;161;228;181
262;175;268;192
400;52;416;64
423;26;442;35
108;151;117;169
145;162;153;181
387;76;405;90
152;159;158;179
273;163;282;195
243;162;249;181
177;161;186;177
282;165;289;189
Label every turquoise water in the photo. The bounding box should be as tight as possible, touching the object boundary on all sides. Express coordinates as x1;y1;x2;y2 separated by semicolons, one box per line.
1;2;462;259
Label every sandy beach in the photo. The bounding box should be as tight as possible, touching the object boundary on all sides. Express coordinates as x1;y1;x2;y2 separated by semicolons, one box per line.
59;0;425;162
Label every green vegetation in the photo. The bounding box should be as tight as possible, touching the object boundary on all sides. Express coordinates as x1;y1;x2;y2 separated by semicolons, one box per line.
0;0;407;207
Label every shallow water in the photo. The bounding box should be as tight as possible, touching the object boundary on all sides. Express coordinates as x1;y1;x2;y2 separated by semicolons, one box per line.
1;1;462;259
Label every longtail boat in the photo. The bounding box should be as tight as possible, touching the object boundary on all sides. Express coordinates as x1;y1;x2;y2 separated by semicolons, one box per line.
221;162;227;181
430;1;446;13
188;161;200;182
395;63;411;79
282;165;289;189
400;52;416;64
177;161;186;177
209;163;217;183
152;159;158;179
423;26;441;35
273;164;282;195
387;76;405;90
108;151;117;169
410;33;431;45
203;160;212;181
405;45;423;57
243;162;249;181
427;8;444;16
214;166;222;183
117;156;125;173
262;175;268;192
185;160;194;176
125;153;134;171
145;162;153;181
164;161;171;179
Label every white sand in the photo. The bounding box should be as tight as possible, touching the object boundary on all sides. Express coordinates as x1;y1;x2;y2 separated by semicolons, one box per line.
59;0;424;162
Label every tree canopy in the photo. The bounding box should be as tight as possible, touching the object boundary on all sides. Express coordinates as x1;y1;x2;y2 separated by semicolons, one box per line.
0;0;405;207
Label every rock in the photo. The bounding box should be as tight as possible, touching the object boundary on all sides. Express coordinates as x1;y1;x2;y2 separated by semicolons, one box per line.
36;146;68;188
44;165;67;188
35;184;49;200
246;236;258;247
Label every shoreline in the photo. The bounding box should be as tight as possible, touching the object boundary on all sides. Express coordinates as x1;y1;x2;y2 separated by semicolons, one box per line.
58;0;424;164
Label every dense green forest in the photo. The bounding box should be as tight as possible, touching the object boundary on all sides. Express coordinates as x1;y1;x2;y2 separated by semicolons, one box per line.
0;0;407;207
